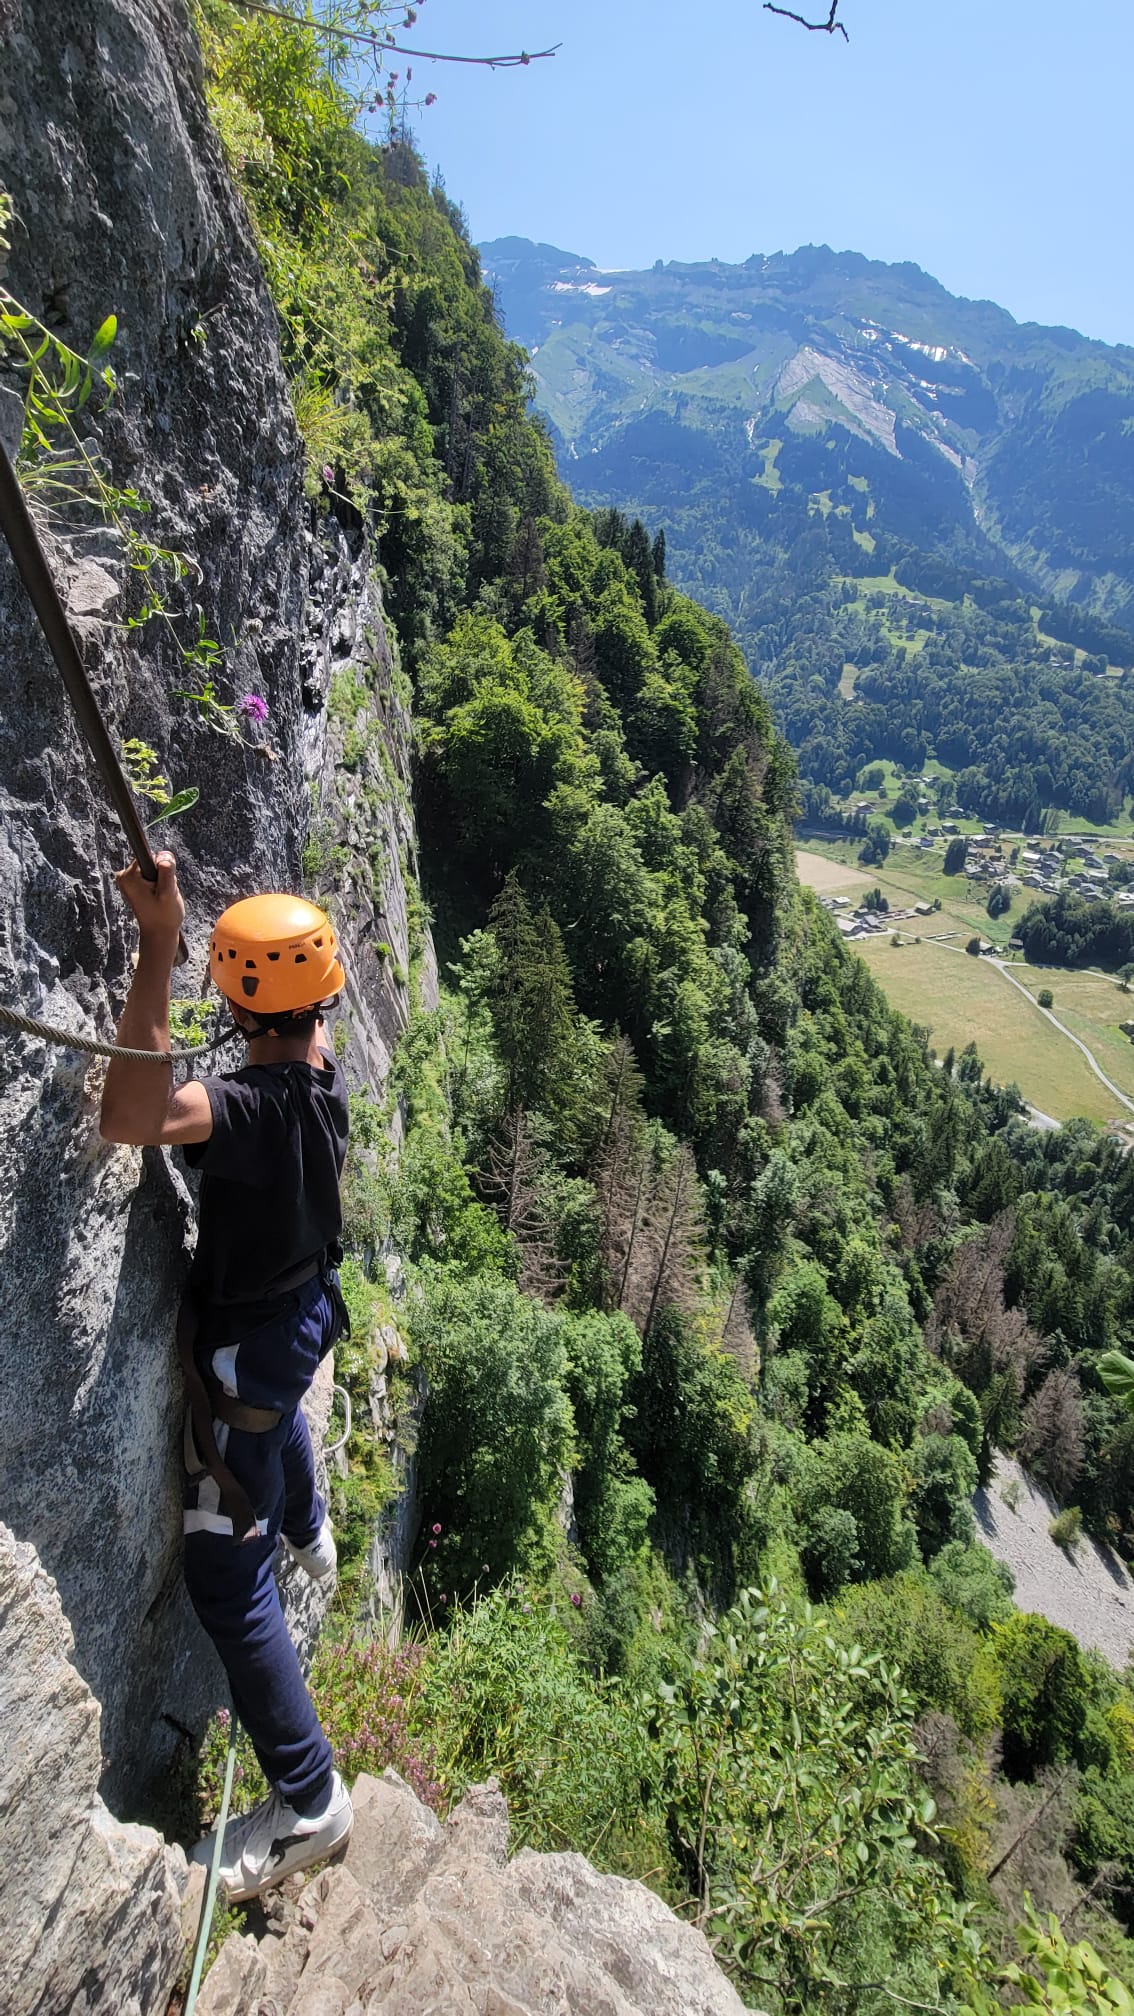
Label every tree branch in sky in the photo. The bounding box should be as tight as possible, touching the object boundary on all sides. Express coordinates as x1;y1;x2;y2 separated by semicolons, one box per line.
763;0;849;42
229;0;560;69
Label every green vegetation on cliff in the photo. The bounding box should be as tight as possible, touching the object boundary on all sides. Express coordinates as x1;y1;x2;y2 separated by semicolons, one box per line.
196;17;1134;2010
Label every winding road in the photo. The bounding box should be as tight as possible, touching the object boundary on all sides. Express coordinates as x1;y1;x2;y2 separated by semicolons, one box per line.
929;937;1134;1117
990;958;1134;1116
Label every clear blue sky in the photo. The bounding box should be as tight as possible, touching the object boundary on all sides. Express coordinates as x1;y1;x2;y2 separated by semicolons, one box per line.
380;0;1134;347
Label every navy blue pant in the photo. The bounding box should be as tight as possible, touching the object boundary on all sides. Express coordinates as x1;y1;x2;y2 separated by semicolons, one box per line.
184;1281;339;1813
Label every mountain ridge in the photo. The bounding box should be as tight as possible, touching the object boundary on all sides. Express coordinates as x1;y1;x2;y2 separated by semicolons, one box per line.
481;234;1134;626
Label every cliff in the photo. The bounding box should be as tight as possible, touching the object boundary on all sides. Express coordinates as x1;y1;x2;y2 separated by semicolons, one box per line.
0;0;424;1827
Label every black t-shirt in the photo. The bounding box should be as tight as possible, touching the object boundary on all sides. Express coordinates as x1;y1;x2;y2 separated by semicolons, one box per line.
183;1051;349;1308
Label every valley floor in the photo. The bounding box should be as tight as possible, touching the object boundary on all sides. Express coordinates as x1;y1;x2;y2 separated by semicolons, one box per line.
797;847;1134;1134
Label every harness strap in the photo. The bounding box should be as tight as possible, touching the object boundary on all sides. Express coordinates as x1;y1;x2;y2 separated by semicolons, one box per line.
177;1300;260;1542
203;1378;282;1435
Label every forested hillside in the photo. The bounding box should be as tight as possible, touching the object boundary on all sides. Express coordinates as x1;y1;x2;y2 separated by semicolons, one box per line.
484;239;1134;832
18;8;1131;2006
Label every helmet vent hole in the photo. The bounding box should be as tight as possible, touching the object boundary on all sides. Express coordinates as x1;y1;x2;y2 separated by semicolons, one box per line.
267;952;280;962
294;952;307;964
227;948;236;959
314;937;323;948
241;976;260;998
244;958;256;969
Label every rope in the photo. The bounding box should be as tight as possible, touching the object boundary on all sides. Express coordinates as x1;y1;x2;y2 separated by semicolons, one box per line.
183;1718;239;2016
0;1001;232;1065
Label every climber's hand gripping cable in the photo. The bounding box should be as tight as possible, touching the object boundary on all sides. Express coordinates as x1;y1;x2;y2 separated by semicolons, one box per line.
99;850;214;1149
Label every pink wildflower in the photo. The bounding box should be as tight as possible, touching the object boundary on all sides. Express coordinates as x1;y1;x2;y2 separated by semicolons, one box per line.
236;693;269;724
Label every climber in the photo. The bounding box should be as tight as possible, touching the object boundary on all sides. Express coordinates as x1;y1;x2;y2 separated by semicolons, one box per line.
99;852;355;1899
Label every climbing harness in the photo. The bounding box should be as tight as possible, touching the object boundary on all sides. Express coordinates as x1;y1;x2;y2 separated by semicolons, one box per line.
0;436;188;963
0;1000;232;1065
183;1712;238;2016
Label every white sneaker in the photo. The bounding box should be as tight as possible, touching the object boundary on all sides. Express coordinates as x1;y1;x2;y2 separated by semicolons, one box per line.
284;1516;337;1581
190;1770;353;1902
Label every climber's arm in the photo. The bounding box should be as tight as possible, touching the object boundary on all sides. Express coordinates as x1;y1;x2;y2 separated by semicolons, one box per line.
99;852;214;1148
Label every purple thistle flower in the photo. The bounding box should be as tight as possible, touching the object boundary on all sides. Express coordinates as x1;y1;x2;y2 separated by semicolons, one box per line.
570;1592;582;1608
428;1537;437;1549
431;1521;442;1535
236;692;269;723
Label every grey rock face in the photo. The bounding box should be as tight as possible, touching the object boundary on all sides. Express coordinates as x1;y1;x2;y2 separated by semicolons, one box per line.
0;0;431;1824
0;1522;188;2016
196;1771;757;2016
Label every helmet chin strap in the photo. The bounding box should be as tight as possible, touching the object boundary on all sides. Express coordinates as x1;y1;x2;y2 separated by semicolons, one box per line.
235;994;340;1041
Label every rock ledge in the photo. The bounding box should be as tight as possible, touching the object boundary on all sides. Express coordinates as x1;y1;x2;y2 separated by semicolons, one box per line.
197;1769;753;2016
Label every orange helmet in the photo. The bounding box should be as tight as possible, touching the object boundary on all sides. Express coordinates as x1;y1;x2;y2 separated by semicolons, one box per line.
209;894;345;1013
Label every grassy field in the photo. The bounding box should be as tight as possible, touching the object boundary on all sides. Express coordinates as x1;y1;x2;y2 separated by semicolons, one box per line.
797;848;1134;1127
854;938;1122;1125
1007;966;1134;1107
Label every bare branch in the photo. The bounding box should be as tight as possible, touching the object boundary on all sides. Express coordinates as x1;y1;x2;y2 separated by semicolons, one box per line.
763;0;848;41
229;0;560;68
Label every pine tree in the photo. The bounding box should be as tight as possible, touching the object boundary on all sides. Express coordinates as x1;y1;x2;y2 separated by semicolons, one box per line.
1019;1368;1086;1501
719;1276;757;1382
487;873;581;1120
477;1108;563;1304
597;1031;646;1151
625;517;658;627
509;515;546;605
638;1143;704;1342
593;1085;651;1317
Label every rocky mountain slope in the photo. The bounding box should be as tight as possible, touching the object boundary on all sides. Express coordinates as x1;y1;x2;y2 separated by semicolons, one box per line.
483;236;1134;625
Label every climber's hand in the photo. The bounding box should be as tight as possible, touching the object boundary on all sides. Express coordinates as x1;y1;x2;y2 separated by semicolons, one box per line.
115;851;185;951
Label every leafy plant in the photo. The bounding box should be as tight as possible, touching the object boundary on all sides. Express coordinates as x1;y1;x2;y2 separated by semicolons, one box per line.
167;999;219;1049
962;1906;1134;2014
651;1585;983;2010
0;192;219;680
121;739;199;827
414;1582;659;1871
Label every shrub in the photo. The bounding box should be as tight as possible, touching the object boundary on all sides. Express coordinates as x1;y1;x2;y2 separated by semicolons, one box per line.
1038;987;1054;1009
416;1583;662;1875
792;1430;917;1588
408;1272;574;1592
962;1905;1134;2014
991;1611;1090;1778
928;1540;1015;1630
652;1586;980;2011
1049;1505;1083;1551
